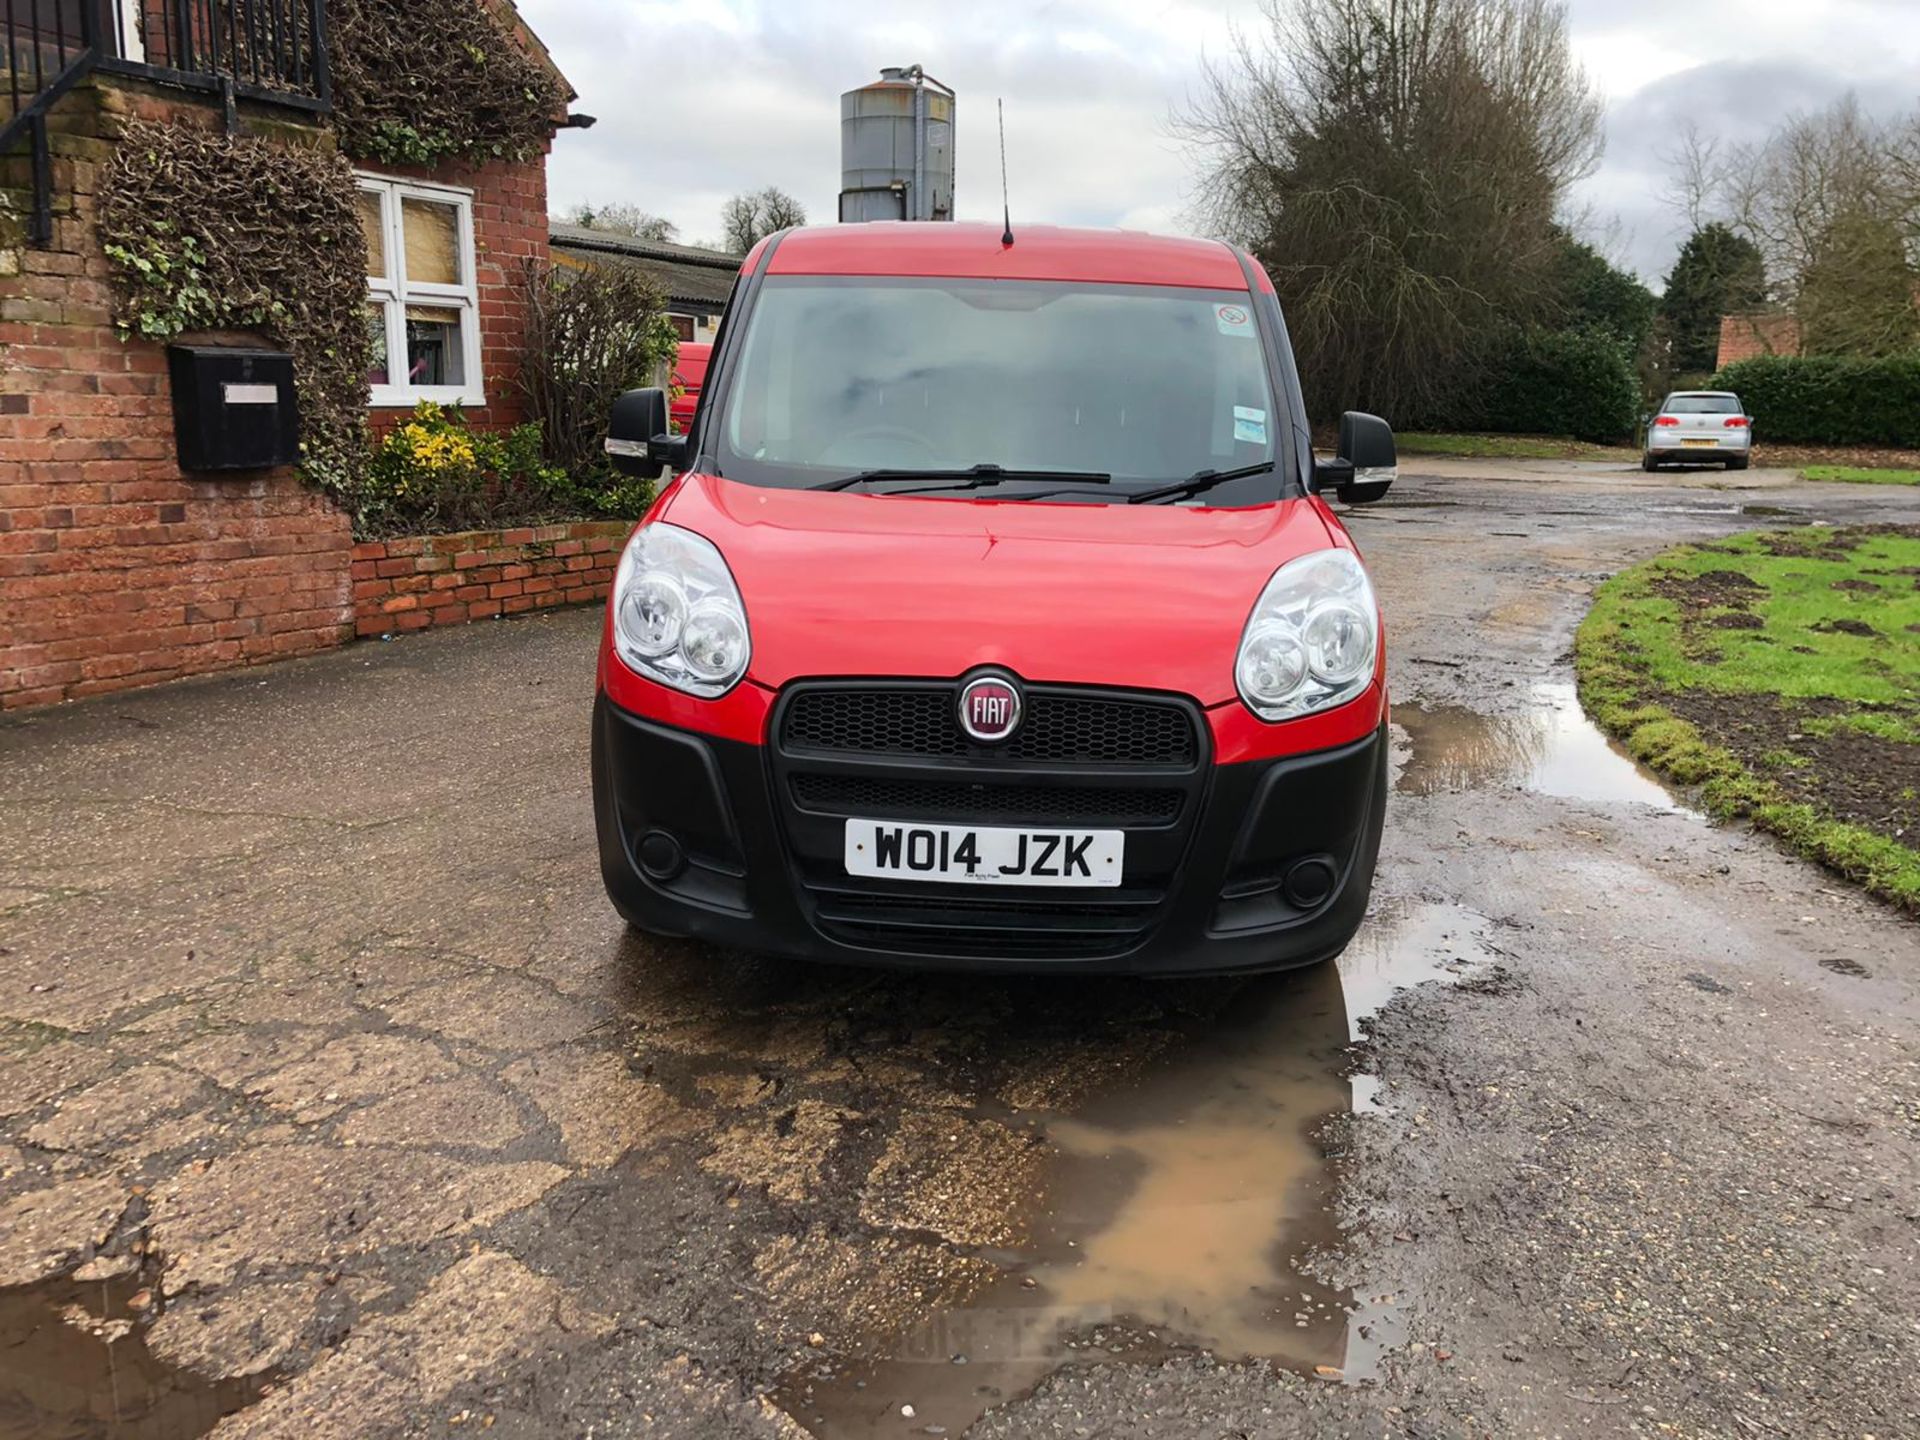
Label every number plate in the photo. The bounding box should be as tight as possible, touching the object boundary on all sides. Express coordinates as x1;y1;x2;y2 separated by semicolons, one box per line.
1680;437;1717;447
844;819;1124;887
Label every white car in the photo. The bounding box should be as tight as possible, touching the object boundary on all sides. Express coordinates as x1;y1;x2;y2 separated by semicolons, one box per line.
1643;391;1752;471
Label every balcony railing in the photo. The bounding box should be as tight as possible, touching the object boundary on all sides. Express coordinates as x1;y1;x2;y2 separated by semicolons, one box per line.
4;1;328;243
108;1;330;113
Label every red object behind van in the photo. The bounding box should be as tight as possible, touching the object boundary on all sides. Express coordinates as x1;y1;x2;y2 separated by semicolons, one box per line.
670;342;711;432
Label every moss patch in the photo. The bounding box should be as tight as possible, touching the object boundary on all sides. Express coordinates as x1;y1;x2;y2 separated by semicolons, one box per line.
1576;525;1920;912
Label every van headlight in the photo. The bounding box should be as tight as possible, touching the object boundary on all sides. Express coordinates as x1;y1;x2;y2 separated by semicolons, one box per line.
611;523;750;697
1235;549;1378;720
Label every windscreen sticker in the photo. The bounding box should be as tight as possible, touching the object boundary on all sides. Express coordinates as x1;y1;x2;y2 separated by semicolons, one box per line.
1215;303;1254;337
1233;405;1268;444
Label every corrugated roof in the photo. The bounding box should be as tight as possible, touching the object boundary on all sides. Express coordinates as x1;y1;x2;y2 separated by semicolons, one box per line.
549;225;743;310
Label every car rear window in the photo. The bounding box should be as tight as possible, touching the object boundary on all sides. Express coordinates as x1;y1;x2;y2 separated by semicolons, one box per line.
710;276;1286;496
1664;395;1741;414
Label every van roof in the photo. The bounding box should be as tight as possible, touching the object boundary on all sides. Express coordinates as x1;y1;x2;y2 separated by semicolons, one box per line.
762;222;1257;291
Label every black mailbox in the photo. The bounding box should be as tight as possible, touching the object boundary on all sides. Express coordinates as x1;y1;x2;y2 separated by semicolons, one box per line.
167;345;300;471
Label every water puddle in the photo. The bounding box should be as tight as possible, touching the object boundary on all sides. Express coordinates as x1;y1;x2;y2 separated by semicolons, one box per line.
0;1267;274;1437
777;901;1502;1436
1395;681;1692;812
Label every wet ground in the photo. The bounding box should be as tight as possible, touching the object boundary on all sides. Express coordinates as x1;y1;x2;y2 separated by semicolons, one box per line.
3;457;1919;1438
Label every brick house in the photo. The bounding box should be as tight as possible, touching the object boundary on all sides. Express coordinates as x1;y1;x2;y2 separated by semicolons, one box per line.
0;1;587;710
1716;311;1802;370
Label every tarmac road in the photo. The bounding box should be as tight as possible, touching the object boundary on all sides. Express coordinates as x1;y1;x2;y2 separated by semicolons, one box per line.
1;458;1917;1439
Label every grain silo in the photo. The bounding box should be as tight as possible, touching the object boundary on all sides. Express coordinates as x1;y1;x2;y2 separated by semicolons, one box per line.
838;66;955;223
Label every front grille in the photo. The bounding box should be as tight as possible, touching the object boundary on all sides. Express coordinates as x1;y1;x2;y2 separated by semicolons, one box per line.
790;773;1183;827
782;687;1197;765
771;680;1209;962
808;885;1163;959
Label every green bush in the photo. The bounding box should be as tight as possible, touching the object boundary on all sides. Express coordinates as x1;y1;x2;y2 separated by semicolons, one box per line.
357;402;645;537
1709;354;1920;446
1470;326;1640;443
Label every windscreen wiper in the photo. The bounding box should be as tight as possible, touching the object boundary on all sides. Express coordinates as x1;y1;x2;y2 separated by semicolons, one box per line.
1128;461;1277;505
809;463;1113;493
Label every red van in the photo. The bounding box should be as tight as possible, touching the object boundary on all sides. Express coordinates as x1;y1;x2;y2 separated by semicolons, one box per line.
669;341;710;433
593;223;1395;974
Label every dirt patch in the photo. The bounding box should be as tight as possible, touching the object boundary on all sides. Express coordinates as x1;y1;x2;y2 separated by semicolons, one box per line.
1653;570;1764;617
1813;619;1878;637
1656;689;1920;841
1758;442;1920;468
1754;522;1920;559
1710;612;1766;630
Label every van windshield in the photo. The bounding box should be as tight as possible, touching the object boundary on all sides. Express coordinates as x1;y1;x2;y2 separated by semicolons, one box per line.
710;277;1287;499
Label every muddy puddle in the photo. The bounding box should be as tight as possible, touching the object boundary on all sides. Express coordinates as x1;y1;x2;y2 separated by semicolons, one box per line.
777;901;1502;1437
0;1266;274;1438
1395;680;1692;813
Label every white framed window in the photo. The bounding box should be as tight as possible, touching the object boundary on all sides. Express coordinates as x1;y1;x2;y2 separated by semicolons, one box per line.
355;174;485;408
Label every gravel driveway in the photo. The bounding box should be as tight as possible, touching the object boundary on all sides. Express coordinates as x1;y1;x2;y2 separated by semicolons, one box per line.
2;458;1917;1439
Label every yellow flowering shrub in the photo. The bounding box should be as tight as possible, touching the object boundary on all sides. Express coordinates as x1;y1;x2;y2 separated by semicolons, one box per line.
361;402;573;535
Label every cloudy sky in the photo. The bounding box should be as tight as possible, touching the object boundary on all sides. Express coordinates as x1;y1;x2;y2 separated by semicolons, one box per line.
518;0;1920;288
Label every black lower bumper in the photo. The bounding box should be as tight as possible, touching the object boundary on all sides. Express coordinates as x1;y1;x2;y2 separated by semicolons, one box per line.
591;694;1387;976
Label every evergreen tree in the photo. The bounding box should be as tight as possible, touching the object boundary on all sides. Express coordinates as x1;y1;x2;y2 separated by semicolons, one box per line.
1551;232;1657;351
1660;224;1767;374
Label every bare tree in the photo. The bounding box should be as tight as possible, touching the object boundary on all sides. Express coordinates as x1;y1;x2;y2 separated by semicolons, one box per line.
1724;97;1890;295
1658;121;1729;230
1691;93;1920;354
519;260;680;481
720;187;807;255
1181;0;1603;423
562;202;678;243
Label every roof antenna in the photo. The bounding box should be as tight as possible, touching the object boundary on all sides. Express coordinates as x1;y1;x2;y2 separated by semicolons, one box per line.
998;98;1014;247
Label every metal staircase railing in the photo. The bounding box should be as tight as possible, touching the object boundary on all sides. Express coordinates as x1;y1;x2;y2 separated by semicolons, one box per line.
4;1;330;247
2;1;112;244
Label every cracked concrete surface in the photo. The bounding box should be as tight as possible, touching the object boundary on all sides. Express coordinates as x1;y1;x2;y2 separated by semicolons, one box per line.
2;467;1919;1437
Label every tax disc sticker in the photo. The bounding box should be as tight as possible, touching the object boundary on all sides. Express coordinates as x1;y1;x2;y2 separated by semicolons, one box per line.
1233;405;1268;444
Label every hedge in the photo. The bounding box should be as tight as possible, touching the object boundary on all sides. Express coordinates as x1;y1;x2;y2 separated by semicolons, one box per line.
1463;326;1640;443
1708;354;1920;447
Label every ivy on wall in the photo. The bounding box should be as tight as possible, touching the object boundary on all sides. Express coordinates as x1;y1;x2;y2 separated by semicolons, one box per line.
329;0;569;168
98;118;372;507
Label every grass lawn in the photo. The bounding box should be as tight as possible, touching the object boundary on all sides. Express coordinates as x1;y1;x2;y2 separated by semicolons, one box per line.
1394;431;1627;461
1576;524;1920;911
1801;465;1920;486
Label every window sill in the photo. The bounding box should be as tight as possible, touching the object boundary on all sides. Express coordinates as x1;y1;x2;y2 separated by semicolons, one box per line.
369;385;487;409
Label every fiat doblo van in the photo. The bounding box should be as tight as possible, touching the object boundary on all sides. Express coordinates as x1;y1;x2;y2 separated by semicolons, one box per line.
591;223;1394;974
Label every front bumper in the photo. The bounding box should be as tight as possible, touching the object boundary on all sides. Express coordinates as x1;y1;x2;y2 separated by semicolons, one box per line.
591;691;1387;976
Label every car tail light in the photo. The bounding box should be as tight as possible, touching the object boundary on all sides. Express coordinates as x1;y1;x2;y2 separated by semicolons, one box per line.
1724;416;1750;428
1652;416;1679;427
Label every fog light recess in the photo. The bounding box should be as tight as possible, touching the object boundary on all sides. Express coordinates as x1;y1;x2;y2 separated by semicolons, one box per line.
637;830;686;882
1281;855;1338;909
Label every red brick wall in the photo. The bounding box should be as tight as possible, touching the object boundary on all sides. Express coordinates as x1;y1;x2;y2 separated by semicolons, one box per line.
1716;312;1801;369
352;521;627;638
0;79;354;712
360;146;553;436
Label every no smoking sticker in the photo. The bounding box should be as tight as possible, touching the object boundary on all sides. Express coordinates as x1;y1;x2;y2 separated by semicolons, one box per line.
1216;304;1253;337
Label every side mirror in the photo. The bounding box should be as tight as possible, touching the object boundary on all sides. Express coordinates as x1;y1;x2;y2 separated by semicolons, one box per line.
605;388;688;480
1312;410;1395;503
